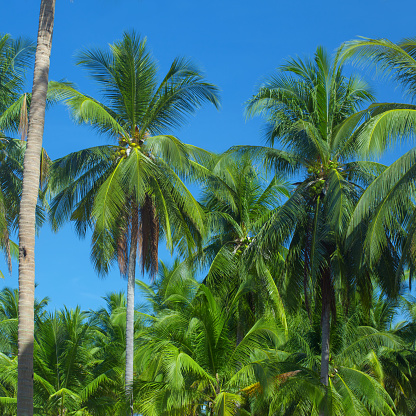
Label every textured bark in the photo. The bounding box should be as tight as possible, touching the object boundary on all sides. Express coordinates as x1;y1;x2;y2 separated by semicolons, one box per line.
319;267;331;416
17;1;55;415
320;293;330;386
125;208;138;416
303;220;311;320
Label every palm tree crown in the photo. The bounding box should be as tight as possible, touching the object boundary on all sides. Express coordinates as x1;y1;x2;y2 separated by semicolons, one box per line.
50;31;220;273
240;47;393;394
0;33;34;136
49;31;220;414
340;38;416;279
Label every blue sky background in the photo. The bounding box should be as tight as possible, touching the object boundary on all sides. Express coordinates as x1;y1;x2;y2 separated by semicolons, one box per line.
1;0;415;311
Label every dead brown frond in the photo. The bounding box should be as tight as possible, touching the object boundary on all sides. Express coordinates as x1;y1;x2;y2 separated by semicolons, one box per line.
3;232;11;275
117;231;128;276
139;193;159;280
276;370;301;385
241;382;262;397
0;195;11;274
0;226;12;274
18;93;28;141
240;370;301;398
116;210;131;276
39;147;51;188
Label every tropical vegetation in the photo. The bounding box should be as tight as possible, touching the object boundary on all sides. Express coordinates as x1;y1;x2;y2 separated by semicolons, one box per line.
2;17;416;416
47;30;219;414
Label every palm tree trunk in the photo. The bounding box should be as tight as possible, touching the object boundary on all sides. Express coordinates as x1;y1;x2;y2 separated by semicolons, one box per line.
319;267;331;416
320;292;330;386
304;219;311;320
125;207;138;416
17;1;55;415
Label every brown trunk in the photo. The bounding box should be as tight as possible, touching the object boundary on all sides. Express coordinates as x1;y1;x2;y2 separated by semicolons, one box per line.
17;1;55;415
320;295;330;385
319;266;331;416
303;220;311;320
125;207;138;416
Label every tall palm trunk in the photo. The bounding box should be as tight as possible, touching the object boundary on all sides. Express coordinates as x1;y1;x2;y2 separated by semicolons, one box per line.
125;207;138;416
17;1;55;415
320;266;331;385
319;266;331;416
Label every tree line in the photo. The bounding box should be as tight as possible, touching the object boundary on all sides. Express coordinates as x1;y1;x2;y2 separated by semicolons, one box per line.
2;18;416;416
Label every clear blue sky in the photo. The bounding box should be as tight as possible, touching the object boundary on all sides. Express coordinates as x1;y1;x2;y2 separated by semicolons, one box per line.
1;0;415;311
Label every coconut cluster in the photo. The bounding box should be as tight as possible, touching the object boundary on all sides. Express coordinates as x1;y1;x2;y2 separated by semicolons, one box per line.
307;160;339;197
113;137;142;160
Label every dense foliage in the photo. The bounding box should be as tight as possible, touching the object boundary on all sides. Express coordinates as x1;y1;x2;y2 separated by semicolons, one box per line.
2;30;416;415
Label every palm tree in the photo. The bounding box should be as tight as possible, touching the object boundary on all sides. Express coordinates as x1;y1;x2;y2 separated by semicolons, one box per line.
0;139;24;278
32;307;99;416
0;287;48;358
0;290;142;416
0;137;49;284
0;305;104;416
236;47;391;398
266;296;401;416
0;34;34;279
87;292;148;415
137;258;200;316
0;287;48;415
0;33;35;136
136;263;287;416
196;153;290;338
48;31;219;414
199;153;289;276
338;39;416;279
17;0;56;414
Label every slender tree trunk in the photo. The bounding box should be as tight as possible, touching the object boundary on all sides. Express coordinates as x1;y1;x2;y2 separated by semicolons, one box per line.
125;208;138;416
319;267;331;416
320;294;330;385
304;218;311;320
17;1;55;415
